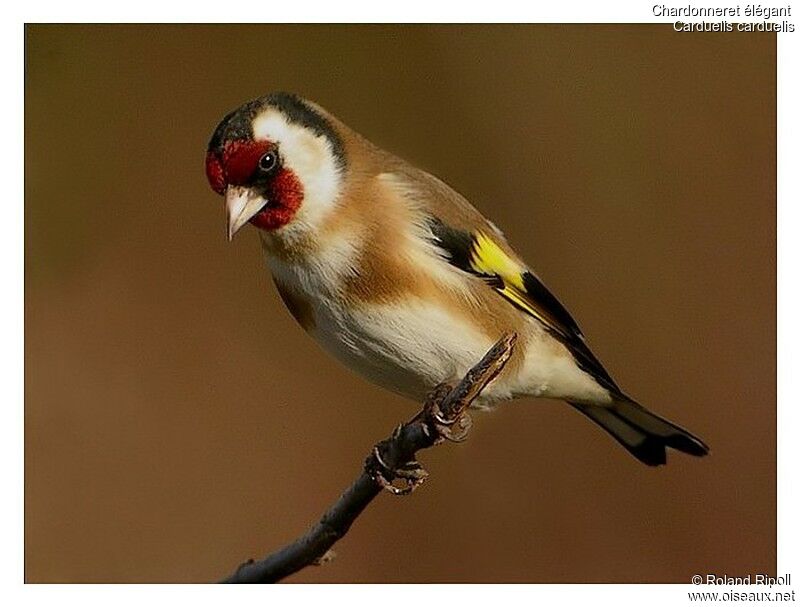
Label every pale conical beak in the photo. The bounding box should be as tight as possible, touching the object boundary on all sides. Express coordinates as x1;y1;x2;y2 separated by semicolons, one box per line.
226;186;267;241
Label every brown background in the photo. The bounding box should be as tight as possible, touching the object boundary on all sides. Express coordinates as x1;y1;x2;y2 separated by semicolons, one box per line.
25;25;776;583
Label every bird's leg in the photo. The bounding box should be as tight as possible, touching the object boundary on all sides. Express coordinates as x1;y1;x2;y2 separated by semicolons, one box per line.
366;426;429;496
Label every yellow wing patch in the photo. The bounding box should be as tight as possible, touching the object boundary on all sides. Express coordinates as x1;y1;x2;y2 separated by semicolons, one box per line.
496;284;541;318
468;231;558;330
469;231;526;290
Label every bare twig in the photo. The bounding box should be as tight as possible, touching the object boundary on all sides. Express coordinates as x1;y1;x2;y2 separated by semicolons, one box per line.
221;332;517;583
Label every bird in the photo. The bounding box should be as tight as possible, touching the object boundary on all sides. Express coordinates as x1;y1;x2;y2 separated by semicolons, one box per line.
205;92;709;466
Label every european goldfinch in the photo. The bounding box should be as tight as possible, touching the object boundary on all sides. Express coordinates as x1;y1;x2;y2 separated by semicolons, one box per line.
205;92;709;466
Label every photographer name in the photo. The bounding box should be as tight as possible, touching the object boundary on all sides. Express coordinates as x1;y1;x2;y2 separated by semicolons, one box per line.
706;573;792;586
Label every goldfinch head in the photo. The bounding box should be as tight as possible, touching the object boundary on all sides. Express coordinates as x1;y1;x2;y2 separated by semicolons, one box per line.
205;92;347;240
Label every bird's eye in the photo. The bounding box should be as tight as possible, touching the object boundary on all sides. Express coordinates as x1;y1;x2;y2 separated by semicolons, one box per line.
258;151;279;174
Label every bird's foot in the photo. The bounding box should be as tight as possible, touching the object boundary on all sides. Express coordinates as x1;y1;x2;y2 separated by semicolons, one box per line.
365;381;473;496
423;383;473;443
366;427;429;496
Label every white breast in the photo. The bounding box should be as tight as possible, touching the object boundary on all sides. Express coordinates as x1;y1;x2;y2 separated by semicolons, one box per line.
263;239;497;402
319;298;497;401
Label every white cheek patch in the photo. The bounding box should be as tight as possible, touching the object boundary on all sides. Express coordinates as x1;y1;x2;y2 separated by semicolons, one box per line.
251;110;343;234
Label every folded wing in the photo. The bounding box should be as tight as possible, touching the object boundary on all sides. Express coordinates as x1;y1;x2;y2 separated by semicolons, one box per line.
427;216;620;394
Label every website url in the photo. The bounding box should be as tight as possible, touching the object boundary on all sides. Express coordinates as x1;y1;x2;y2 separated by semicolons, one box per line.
688;590;796;602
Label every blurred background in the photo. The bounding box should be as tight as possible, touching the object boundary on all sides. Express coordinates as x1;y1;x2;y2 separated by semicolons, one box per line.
25;25;775;583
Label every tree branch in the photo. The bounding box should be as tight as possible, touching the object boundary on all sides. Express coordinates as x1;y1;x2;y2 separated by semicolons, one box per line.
221;332;518;583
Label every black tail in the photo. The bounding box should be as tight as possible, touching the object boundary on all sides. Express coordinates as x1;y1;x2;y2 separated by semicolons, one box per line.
568;398;709;466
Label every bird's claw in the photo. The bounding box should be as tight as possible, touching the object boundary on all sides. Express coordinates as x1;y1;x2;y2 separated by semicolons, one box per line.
312;549;336;566
429;405;473;442
367;437;429;496
424;385;473;443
